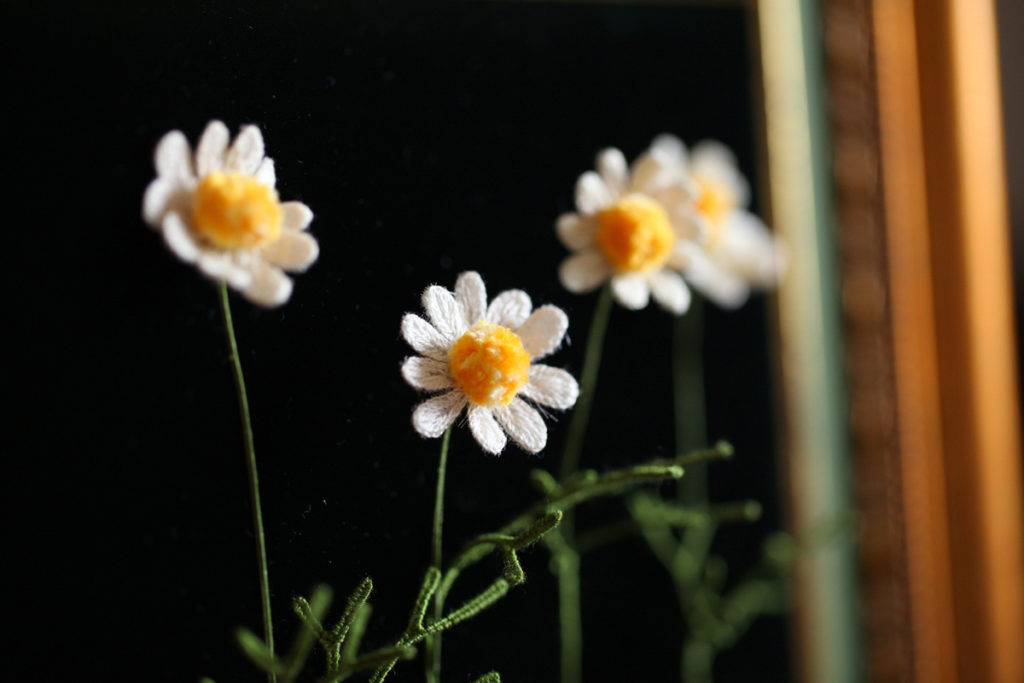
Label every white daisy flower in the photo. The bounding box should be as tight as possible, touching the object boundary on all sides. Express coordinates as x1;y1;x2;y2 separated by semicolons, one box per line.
401;271;580;455
142;121;319;307
675;139;788;308
556;136;700;315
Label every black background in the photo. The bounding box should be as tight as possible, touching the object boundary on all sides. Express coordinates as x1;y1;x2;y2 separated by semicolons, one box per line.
5;2;786;681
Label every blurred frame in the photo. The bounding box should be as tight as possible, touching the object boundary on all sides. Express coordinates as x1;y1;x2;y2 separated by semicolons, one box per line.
754;0;858;681
825;0;1024;681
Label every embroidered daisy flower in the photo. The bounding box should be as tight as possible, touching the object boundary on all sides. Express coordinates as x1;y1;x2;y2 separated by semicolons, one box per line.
142;121;319;307
674;139;788;308
401;271;580;455
556;136;699;315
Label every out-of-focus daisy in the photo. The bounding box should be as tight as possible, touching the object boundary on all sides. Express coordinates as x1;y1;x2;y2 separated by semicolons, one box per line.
143;121;319;307
556;136;699;315
675;140;787;308
401;271;579;455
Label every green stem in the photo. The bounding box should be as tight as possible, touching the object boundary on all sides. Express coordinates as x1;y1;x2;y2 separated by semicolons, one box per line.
673;295;707;505
553;539;582;683
672;296;717;682
682;639;714;683
432;428;452;570
560;283;614;481
550;283;613;683
217;282;276;683
426;428;451;683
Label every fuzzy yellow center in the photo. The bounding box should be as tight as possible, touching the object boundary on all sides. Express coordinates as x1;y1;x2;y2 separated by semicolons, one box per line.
695;178;737;245
192;172;283;249
595;195;675;273
448;321;531;408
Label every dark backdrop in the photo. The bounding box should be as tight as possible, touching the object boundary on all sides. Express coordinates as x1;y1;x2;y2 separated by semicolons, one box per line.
5;1;786;681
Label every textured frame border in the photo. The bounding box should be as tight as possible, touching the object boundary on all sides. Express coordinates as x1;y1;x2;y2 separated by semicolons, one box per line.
824;0;1024;681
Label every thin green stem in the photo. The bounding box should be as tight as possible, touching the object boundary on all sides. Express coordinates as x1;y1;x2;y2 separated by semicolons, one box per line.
560;283;614;481
674;295;707;505
438;462;685;591
682;639;714;683
550;283;613;683
671;296;717;682
551;535;582;683
218;282;276;683
432;428;452;570
426;428;451;683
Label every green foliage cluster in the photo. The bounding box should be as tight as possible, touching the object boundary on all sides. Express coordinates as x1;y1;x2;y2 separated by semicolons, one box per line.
225;443;785;682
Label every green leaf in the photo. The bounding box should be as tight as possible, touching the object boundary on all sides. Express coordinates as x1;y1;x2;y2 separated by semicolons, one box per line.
235;627;286;674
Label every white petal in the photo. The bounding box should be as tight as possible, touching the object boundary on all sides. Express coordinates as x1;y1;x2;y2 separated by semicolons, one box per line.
401;314;450;360
423;285;467;340
412;391;467;439
517;305;568;359
648;270;691;315
668;211;706;248
154;130;193;182
559;250;612;294
631;135;689;194
679;242;750;309
556;213;597;251
486;289;532;329
282;201;314;231
468;405;507;455
455;271;487;325
596;148;629;196
195;120;229;176
610;273;651;310
692;139;738;172
717;211;787;286
198;252;252;289
650;134;688;166
143;179;173;226
692;140;750;208
262;231;319;272
521;365;579;410
629;153;665;194
682;211;714;246
242;263;293;307
666;248;688;271
401;356;454;392
226;125;265;176
493;398;547;453
254;157;276;188
651;183;696;214
575;171;614;214
161;212;199;263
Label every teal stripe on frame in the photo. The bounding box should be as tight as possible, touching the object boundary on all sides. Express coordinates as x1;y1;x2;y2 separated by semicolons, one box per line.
758;0;862;680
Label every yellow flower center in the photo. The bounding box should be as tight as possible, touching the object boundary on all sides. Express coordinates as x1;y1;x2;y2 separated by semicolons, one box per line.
192;171;283;249
595;195;675;273
695;178;737;245
448;321;531;408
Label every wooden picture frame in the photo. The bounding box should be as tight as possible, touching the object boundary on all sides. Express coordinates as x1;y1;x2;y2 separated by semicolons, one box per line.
821;0;1024;681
